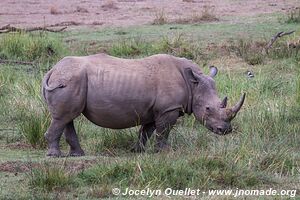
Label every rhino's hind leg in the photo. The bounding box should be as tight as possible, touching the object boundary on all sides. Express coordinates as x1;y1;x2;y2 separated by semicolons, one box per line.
132;122;156;153
45;119;67;157
64;121;85;157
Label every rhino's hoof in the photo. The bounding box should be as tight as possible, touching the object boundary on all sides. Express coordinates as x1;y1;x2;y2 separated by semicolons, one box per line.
46;149;62;157
68;150;85;157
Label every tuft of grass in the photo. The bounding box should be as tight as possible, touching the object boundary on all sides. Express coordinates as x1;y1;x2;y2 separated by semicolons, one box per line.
285;8;300;23
152;9;168;25
28;162;74;192
19;108;50;149
5;74;51;148
0;32;68;64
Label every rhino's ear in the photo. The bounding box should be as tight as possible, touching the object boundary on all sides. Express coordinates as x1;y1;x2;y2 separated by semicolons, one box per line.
184;68;200;83
209;66;218;78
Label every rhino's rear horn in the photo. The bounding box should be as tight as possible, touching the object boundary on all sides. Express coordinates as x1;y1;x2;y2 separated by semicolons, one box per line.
229;93;246;119
220;96;228;108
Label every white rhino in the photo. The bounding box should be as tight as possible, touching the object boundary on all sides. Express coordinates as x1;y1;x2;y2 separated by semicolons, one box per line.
42;54;245;157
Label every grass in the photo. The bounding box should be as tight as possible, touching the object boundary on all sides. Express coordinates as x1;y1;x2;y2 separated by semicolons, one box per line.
0;12;300;199
285;8;300;23
152;9;168;25
28;162;74;192
107;34;199;59
77;155;270;189
18;107;50;148
0;32;68;65
174;5;219;24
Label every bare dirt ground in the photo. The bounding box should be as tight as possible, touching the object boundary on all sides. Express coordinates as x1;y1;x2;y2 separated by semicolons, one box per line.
0;0;298;29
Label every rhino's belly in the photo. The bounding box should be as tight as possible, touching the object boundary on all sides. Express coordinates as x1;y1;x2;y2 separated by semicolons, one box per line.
82;103;154;129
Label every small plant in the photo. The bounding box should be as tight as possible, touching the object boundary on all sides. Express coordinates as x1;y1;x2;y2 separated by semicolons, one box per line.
152;9;168;25
285;8;300;23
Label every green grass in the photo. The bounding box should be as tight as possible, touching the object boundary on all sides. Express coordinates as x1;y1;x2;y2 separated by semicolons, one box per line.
0;32;68;65
28;162;75;192
0;12;299;199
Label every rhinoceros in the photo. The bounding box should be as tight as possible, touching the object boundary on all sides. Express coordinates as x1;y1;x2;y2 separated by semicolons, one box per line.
42;53;245;157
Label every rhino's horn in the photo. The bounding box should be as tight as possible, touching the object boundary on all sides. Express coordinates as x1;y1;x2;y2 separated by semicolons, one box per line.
229;93;246;119
220;96;228;108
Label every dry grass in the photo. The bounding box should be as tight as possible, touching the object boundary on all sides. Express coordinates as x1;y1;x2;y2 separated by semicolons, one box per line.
152;9;168;25
173;5;219;24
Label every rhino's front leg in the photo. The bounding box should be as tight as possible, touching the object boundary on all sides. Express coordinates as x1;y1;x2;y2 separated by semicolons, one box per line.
45;119;66;157
154;111;180;152
132;122;156;153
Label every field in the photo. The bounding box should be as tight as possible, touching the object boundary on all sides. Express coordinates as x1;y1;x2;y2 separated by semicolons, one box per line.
0;0;300;199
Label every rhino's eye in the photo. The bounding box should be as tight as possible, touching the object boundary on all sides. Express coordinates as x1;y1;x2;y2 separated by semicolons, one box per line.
205;106;210;111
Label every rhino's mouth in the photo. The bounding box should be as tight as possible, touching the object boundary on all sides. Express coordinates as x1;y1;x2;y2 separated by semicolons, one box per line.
206;125;232;135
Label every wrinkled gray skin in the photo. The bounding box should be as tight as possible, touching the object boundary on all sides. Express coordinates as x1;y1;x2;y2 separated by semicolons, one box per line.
42;54;245;157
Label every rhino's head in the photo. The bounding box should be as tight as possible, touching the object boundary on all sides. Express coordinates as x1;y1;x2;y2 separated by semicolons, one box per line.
185;66;245;135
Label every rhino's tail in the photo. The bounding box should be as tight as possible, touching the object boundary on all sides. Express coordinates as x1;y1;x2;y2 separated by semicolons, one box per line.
42;70;66;101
